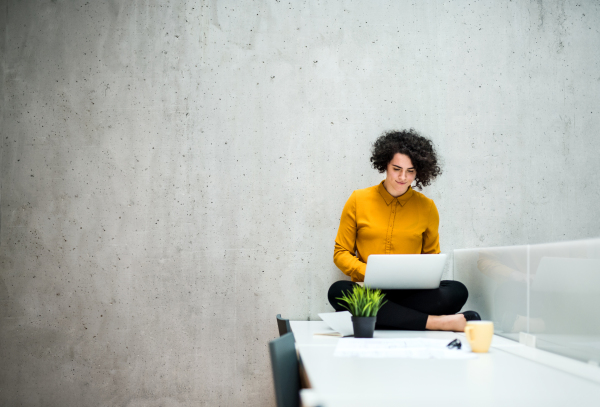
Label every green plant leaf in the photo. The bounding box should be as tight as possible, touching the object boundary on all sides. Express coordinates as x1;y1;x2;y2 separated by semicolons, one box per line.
335;285;387;317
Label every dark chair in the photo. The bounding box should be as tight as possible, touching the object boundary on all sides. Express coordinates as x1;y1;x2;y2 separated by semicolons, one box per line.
276;314;292;336
269;332;300;407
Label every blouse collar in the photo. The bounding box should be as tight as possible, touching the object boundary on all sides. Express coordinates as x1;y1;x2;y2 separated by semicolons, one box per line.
377;181;414;207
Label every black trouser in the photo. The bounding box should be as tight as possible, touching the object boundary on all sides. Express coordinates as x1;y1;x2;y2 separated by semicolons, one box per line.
327;280;469;331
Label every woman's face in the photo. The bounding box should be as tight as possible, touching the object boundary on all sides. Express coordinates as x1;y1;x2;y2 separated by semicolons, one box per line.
384;153;416;197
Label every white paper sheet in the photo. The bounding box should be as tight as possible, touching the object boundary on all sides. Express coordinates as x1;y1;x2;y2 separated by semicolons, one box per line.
316;311;354;337
334;338;477;359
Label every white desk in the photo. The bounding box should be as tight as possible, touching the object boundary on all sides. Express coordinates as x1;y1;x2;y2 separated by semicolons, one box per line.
291;321;600;407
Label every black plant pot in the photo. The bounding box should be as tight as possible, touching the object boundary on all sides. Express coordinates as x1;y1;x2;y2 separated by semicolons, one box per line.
352;316;377;338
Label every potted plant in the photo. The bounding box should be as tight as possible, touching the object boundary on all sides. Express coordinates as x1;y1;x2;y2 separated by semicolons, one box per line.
336;285;387;338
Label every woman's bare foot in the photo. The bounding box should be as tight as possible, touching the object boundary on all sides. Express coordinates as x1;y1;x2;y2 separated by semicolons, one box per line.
425;314;467;332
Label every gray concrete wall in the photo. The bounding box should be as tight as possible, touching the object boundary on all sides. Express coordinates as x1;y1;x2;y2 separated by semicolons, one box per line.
1;0;599;405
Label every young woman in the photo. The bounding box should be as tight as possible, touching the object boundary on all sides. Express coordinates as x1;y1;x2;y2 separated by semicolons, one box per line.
327;129;480;331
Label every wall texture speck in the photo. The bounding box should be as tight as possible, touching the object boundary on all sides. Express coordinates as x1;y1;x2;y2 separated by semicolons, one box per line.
1;0;599;406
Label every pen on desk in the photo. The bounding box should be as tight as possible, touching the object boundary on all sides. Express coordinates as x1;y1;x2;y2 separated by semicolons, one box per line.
447;338;461;349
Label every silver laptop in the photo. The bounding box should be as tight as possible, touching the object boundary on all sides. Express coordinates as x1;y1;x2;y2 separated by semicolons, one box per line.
364;254;447;289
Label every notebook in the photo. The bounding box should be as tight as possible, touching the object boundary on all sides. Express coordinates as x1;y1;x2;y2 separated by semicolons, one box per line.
315;311;354;337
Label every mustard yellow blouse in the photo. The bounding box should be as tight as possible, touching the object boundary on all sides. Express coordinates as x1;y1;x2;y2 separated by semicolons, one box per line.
334;181;441;282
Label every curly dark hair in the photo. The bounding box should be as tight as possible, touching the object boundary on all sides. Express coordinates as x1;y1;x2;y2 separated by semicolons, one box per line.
370;129;442;190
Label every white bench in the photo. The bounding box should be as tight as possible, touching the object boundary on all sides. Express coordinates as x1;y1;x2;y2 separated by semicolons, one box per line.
292;321;600;407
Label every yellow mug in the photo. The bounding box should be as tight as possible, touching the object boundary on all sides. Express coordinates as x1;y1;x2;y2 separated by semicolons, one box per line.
464;321;494;353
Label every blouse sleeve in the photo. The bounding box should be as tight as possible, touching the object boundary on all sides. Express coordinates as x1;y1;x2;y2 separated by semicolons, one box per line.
421;199;441;254
333;191;367;281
